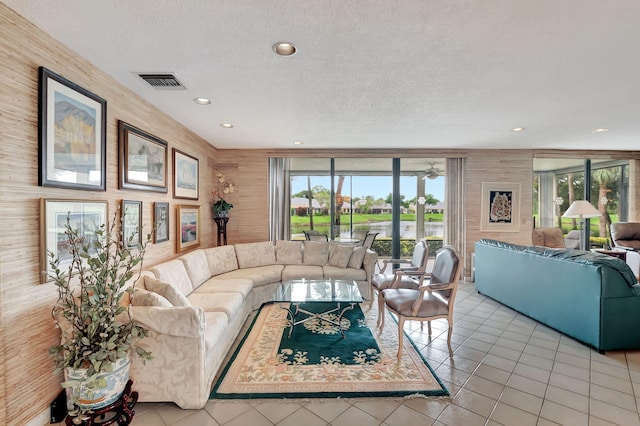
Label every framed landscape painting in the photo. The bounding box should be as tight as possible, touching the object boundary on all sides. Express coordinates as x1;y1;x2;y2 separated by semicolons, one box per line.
38;67;107;191
173;149;199;200
40;199;108;283
153;202;169;243
118;121;168;192
480;182;521;232
177;205;200;252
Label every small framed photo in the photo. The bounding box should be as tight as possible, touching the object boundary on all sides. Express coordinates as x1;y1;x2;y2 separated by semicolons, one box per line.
38;67;107;191
122;200;142;248
173;149;199;200
40;199;108;283
118;121;168;192
153;202;169;244
177;205;200;252
480;182;521;232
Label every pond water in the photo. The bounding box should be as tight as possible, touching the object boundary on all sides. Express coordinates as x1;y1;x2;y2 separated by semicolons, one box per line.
293;221;444;240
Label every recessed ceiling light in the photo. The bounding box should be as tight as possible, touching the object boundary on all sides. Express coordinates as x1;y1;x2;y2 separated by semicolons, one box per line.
220;123;234;129
293;141;303;145
511;127;525;132
592;128;609;133
193;97;211;105
273;42;297;56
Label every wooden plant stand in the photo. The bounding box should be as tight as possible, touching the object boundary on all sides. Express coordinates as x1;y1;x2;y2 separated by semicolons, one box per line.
65;380;138;426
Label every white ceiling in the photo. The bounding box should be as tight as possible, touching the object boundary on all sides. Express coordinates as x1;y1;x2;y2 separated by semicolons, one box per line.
6;0;640;151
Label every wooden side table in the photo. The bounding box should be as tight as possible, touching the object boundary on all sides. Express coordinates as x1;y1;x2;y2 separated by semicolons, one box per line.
213;217;229;246
594;249;627;262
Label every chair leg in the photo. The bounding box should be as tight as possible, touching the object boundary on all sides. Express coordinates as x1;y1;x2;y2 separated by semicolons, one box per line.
427;321;432;336
447;321;453;357
397;317;405;362
369;285;375;309
377;294;386;329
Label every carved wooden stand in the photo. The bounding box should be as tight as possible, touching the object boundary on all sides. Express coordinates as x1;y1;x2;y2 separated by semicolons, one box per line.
214;217;229;246
65;380;138;426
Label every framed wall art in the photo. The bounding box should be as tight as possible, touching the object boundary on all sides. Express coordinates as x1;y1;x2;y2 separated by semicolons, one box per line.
38;67;107;191
173;148;199;200
176;205;200;252
153;202;169;244
118;121;168;192
40;199;108;283
122;200;142;248
480;182;521;232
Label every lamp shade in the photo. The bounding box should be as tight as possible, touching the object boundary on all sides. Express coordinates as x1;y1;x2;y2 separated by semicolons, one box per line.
562;200;601;219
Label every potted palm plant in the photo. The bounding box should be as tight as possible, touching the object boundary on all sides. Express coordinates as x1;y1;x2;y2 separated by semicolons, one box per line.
48;212;152;416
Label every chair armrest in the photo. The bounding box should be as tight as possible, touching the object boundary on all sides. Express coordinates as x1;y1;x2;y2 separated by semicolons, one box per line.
389;270;427;288
130;305;205;338
411;281;455;315
380;258;413;273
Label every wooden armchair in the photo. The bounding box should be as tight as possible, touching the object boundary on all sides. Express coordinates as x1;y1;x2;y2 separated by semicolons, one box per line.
370;240;428;326
381;245;462;360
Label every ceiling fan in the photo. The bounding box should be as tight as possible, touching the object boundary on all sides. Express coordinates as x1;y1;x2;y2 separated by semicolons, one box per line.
423;162;444;180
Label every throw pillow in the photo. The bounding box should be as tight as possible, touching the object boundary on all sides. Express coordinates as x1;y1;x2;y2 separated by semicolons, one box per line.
131;288;173;308
144;276;192;307
348;246;367;269
329;244;353;268
303;241;330;266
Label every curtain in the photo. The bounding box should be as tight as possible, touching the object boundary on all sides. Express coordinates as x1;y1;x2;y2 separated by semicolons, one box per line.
445;158;466;261
268;158;290;241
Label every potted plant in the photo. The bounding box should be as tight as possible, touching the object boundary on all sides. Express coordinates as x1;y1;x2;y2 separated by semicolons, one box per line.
211;171;235;217
48;212;152;416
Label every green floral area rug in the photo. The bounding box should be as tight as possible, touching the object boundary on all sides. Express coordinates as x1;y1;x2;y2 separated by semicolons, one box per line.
210;302;448;399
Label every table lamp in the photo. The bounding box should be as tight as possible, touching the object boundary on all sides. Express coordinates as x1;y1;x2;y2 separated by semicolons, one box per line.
562;200;601;250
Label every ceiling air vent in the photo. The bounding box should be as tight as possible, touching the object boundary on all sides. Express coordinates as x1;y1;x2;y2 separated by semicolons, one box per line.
136;73;186;90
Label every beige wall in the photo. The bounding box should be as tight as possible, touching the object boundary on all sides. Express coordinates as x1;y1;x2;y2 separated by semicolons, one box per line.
1;3;639;425
0;5;221;425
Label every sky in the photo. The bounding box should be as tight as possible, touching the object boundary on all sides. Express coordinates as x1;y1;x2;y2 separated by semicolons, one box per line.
291;175;445;202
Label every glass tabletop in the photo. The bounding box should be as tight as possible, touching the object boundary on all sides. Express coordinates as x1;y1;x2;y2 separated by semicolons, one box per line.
275;279;363;303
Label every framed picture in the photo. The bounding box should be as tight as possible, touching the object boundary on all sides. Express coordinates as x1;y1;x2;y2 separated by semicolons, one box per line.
480;182;521;232
173;149;199;200
40;199;108;283
122;200;142;248
38;67;107;191
153;202;169;244
118;121;168;192
177;205;200;252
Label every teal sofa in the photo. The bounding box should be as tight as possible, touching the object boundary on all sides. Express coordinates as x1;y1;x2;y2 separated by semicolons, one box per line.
475;239;640;352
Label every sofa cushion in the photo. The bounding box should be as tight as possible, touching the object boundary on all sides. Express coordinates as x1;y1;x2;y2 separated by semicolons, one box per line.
204;246;239;276
276;240;303;265
303;241;329;266
329;244;353;268
187;292;244;319
234;241;276;268
149;259;195;295
282;265;324;282
323;266;367;281
131;288;173;307
348;246;367;269
144;276;192;307
179;250;210;289
216;265;284;287
194;278;253;300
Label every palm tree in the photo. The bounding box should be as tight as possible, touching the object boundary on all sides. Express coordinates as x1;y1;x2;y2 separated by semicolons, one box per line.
592;168;616;238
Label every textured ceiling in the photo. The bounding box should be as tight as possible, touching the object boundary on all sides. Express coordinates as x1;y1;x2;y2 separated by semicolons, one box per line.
6;0;640;151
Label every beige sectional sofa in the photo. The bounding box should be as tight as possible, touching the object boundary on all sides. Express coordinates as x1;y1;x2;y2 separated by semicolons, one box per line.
128;240;377;409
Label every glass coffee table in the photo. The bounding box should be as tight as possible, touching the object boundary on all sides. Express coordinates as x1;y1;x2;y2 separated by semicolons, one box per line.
274;279;363;339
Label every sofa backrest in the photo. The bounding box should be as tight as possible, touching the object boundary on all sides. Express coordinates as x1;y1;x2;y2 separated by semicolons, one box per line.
611;222;640;250
204;245;239;276
149;259;195;296
234;241;276;268
179;250;211;289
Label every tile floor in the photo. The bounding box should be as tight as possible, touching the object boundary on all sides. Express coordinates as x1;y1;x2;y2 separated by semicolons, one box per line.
64;280;640;425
